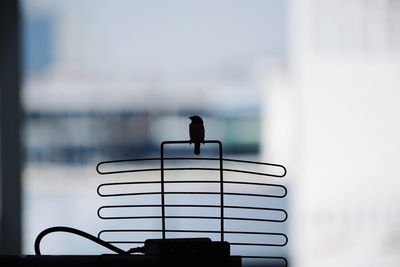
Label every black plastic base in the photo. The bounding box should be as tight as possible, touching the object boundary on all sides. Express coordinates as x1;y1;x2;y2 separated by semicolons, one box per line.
0;255;242;267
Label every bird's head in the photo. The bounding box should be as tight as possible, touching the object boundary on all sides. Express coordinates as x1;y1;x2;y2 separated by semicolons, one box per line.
189;115;204;124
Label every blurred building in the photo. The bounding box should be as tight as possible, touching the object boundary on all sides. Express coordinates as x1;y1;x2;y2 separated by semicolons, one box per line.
262;0;400;266
22;0;286;163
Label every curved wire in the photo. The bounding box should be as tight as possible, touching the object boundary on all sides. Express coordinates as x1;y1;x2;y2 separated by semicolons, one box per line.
97;204;288;222
97;190;285;198
97;180;287;198
98;229;288;247
34;226;129;255
96;157;286;177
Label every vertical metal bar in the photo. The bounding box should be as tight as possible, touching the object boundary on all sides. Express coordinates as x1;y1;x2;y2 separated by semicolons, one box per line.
160;140;223;241
160;142;166;239
0;0;21;254
217;141;224;241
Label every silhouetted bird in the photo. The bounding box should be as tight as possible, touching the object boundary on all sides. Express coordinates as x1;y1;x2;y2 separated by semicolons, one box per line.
189;116;205;155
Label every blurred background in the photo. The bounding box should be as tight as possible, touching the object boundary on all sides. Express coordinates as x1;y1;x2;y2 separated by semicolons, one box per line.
1;0;400;266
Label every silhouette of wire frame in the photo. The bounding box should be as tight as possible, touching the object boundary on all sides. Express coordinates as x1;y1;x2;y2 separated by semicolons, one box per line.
96;140;288;266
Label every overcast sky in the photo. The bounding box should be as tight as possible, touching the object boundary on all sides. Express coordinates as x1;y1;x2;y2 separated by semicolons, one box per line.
24;0;286;78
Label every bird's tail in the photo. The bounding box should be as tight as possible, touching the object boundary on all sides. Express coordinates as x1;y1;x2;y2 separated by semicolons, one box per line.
194;143;200;155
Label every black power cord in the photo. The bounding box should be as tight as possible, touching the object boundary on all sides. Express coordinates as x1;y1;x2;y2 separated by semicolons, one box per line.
34;227;228;261
34;226;143;255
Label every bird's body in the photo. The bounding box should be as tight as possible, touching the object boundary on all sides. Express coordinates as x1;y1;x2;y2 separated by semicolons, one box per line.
189;116;205;155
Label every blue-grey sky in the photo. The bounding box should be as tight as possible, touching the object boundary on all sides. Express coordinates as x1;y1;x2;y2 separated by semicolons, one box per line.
24;0;286;78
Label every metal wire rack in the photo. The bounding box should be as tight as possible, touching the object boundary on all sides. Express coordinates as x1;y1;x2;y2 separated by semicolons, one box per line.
96;140;288;266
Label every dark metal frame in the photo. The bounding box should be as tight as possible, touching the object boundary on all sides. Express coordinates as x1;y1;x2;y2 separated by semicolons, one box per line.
0;0;22;254
96;140;288;265
161;140;224;240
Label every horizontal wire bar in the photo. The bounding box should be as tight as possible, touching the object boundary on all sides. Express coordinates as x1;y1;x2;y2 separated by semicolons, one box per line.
97;166;285;178
98;204;287;212
97;204;287;222
97;191;286;198
99;229;288;246
103;241;287;247
97;215;285;222
97;182;287;199
98;216;285;223
97;157;286;177
97;180;287;193
99;229;287;236
98;180;285;187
